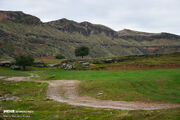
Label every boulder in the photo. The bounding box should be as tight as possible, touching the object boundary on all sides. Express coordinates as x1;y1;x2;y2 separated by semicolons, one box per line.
0;61;13;67
47;63;60;67
61;63;75;70
78;61;86;63
92;60;104;64
33;61;46;67
103;59;114;63
11;65;20;70
82;62;90;68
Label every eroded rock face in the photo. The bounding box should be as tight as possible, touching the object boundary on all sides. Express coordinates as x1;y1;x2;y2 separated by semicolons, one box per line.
0;10;42;25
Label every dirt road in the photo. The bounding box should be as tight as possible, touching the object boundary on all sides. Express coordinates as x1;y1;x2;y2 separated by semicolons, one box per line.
4;76;180;110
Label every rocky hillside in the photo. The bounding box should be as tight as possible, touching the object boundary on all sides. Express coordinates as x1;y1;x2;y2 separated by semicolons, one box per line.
0;10;180;58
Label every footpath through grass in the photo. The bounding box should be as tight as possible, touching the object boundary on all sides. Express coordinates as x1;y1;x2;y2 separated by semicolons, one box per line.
40;68;180;103
0;80;180;120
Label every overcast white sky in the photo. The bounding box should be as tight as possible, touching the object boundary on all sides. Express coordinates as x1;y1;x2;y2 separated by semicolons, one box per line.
0;0;180;35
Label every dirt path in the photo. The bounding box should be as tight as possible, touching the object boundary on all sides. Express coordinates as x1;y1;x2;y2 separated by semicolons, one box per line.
0;76;5;79
4;76;180;110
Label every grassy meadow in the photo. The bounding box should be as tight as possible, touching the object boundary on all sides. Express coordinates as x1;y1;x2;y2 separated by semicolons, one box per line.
0;53;180;120
0;79;180;120
0;67;29;76
39;68;180;103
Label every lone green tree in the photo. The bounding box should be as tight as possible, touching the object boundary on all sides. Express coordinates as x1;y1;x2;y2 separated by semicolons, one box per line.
15;55;34;71
75;46;89;58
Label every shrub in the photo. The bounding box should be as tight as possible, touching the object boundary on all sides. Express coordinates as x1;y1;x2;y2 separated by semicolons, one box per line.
55;53;65;59
15;54;34;70
75;46;89;58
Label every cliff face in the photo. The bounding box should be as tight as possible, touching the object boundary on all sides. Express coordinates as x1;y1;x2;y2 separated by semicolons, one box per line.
0;11;42;24
47;19;117;37
0;10;180;58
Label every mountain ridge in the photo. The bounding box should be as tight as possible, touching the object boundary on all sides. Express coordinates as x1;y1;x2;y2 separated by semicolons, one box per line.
0;10;180;58
1;10;180;36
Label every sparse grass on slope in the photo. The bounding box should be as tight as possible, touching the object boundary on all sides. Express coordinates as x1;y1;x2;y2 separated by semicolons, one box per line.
90;53;180;70
1;20;180;58
35;57;62;64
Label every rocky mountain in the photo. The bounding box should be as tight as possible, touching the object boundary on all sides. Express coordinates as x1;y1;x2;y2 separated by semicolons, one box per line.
0;10;180;58
47;19;118;37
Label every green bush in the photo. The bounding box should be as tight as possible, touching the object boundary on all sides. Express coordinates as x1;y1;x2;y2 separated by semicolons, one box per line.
15;54;34;70
55;53;65;59
75;46;89;58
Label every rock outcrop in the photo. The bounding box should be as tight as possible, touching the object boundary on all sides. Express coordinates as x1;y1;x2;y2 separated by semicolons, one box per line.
0;10;42;25
0;61;13;67
47;18;117;37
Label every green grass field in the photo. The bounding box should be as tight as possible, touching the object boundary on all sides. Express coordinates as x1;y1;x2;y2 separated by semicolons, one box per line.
39;68;180;103
0;67;29;76
0;53;180;119
0;80;180;120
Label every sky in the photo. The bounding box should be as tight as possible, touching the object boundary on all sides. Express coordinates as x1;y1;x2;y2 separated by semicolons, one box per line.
0;0;180;35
